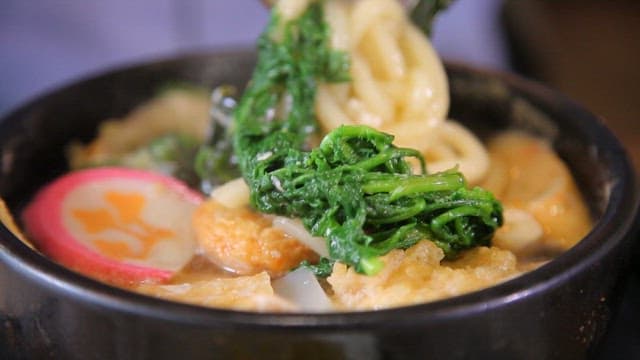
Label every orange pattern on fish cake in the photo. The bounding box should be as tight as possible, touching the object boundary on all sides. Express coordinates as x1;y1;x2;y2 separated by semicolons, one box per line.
72;191;176;261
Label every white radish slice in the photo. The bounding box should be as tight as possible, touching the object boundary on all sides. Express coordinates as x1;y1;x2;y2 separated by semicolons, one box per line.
272;267;334;312
272;216;329;257
22;167;203;286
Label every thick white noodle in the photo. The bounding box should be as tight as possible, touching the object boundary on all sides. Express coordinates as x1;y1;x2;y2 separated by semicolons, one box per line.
421;121;490;184
277;0;312;21
317;0;468;182
320;0;449;130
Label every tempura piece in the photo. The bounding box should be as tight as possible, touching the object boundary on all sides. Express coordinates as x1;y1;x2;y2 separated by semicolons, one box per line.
193;199;318;277
137;271;295;312
68;88;211;168
328;240;520;310
0;197;34;249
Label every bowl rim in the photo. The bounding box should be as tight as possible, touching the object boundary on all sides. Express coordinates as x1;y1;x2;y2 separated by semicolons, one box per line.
0;50;638;331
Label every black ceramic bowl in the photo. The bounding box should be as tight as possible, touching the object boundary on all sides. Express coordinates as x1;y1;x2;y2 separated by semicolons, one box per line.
0;51;637;360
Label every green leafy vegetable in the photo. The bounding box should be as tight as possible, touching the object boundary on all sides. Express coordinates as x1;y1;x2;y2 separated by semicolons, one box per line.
146;133;202;187
232;1;501;276
410;0;456;35
130;85;241;193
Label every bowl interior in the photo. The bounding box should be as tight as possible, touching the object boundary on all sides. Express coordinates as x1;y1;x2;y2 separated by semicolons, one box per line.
0;51;636;325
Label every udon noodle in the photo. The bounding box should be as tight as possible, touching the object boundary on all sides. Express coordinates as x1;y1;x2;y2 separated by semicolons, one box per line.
315;0;488;183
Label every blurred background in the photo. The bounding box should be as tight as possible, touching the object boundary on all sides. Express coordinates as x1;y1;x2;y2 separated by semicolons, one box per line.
0;0;638;356
0;0;509;115
1;0;637;168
